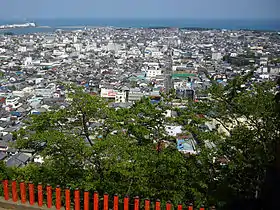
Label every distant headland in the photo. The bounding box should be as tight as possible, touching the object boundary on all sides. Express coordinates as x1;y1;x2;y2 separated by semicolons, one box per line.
0;22;36;30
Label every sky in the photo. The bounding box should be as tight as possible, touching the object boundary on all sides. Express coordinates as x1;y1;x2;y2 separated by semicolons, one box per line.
1;0;279;20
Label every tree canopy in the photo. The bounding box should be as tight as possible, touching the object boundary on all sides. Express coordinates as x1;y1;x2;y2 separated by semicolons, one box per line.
3;77;279;209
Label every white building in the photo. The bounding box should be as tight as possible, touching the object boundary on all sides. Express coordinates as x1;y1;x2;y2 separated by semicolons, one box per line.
35;88;53;98
106;41;121;52
128;89;144;103
5;97;22;109
35;78;44;85
260;57;268;66
151;51;163;58
147;69;164;79
53;92;61;98
144;47;163;58
22;87;35;96
100;88;117;99
18;46;27;53
12;91;25;97
0;48;6;53
173;49;182;57
115;91;127;103
212;52;222;61
24;57;32;66
53;49;65;56
74;43;82;52
165;125;183;137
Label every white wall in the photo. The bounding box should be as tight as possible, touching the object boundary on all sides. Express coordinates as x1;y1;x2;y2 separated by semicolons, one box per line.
165;125;183;137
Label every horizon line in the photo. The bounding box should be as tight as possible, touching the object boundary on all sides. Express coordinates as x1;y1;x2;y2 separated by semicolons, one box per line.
1;17;280;21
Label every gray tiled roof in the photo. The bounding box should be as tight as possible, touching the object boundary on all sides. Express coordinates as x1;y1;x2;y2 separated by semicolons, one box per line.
0;152;7;160
6;153;30;167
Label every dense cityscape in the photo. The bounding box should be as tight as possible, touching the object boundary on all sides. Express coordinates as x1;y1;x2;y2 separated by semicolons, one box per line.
0;15;280;210
0;27;279;156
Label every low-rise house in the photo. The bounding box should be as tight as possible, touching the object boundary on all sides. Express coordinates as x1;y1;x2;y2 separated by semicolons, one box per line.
128;88;144;103
5;97;22;110
35;88;54;98
6;152;33;168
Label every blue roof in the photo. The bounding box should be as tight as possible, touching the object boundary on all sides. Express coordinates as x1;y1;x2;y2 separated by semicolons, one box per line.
177;139;195;152
150;100;160;104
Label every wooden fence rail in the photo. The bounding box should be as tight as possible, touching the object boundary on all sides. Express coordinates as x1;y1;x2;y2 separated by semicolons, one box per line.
1;179;207;210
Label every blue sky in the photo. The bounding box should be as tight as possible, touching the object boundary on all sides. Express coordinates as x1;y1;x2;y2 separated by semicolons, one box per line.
1;0;279;20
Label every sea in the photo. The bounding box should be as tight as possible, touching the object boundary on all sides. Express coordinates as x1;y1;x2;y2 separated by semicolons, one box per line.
0;18;280;35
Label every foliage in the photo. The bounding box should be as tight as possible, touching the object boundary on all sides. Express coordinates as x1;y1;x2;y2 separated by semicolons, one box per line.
270;57;280;65
12;86;196;205
7;78;280;209
175;74;280;208
222;53;257;66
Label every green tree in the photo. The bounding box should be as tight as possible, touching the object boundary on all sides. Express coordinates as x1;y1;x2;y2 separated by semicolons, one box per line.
14;85;198;205
104;97;171;145
11;78;280;209
15;85;108;186
176;73;280;208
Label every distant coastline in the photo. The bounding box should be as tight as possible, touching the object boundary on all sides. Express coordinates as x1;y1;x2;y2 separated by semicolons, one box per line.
0;22;36;30
0;25;51;30
0;18;279;35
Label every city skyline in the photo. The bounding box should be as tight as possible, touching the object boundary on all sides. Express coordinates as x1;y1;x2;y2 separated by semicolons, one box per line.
1;0;280;20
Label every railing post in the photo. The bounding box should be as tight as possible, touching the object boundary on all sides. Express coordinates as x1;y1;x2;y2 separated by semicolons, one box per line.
56;185;61;210
166;201;171;210
124;195;129;210
74;188;80;210
188;203;193;210
38;183;43;207
177;204;183;210
114;194;119;210
20;181;26;204
134;196;139;210
65;187;71;210
155;199;160;210
93;191;98;210
47;184;52;208
103;193;109;210
84;190;89;210
144;199;150;210
11;179;18;202
28;181;35;205
199;205;205;210
2;179;9;200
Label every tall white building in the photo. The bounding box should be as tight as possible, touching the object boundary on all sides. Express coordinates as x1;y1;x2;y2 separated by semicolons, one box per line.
24;57;32;66
212;52;222;61
74;43;82;52
106;41;121;52
18;46;27;53
147;69;164;79
115;91;127;103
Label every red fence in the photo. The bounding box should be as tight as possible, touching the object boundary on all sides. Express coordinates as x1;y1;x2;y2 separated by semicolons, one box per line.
1;180;207;210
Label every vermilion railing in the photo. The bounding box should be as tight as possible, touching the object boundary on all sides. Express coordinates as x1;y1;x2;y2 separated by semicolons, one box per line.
1;179;207;210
